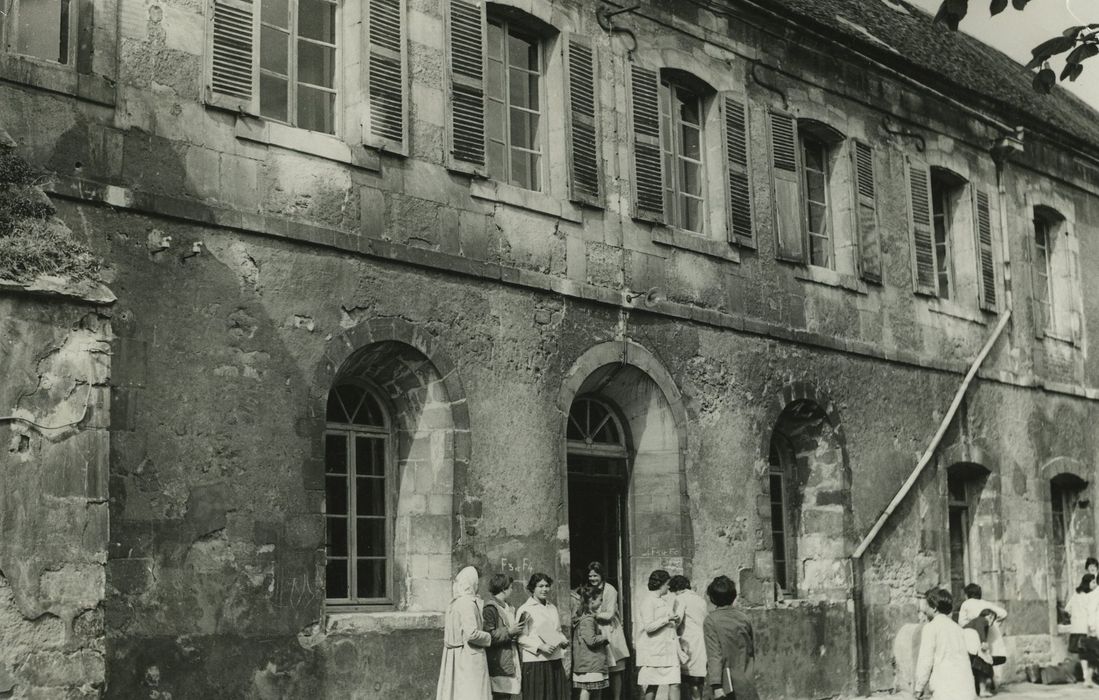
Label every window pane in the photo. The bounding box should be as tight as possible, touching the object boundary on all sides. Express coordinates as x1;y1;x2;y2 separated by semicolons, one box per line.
808;202;827;235
262;0;289;28
357;518;386;556
326;516;348;556
487;22;504;60
488;141;507;182
510;148;531;189
297;85;335;134
298;41;335;88
326;475;348;514
507;33;535;70
681;125;701;161
509;68;530;110
326;558;349;598
681;161;702;197
770;503;785;529
15;0;67;63
260;74;289;122
803;141;825;172
298;0;336;43
487;60;505;101
805;170;826;206
527;153;540;191
356;559;386;598
510;110;530;150
774;560;787;590
487;99;506;143
260;26;289;74
357;477;386;516
772;532;785;556
325;434;348;474
678;93;701;126
681;196;702;233
810;235;831;268
355;436;383;476
526;74;540;111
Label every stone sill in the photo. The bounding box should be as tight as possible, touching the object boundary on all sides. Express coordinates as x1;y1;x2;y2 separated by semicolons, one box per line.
927;299;988;326
233;115;380;171
326;610;444;634
469;179;583;224
0;55;115;106
0;275;115;304
652;227;740;263
1042;330;1078;348
793;265;867;294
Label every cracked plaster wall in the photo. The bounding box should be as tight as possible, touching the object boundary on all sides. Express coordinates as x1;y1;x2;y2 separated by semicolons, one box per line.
0;293;112;698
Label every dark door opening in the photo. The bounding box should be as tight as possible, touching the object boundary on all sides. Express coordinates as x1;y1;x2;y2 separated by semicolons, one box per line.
566;397;632;645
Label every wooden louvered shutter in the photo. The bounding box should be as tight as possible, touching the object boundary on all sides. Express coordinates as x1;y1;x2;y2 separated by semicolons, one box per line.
447;0;487;170
207;0;258;112
769;111;804;263
973;189;997;312
722;94;753;247
365;0;407;153
564;35;601;205
852;140;882;283
907;158;937;295
629;64;664;223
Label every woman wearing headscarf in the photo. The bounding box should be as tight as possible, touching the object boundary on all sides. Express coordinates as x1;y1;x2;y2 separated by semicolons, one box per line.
437;566;493;700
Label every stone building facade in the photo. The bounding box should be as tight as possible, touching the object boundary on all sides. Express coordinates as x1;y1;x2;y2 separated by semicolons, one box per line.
2;0;1099;696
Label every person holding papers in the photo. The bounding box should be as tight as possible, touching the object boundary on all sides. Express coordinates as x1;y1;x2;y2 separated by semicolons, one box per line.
517;572;570;700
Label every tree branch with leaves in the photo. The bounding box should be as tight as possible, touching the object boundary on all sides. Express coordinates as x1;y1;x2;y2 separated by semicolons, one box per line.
934;0;1099;93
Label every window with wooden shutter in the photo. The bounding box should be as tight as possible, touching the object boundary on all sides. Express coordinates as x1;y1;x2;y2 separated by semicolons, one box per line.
973;189;997;312
447;0;486;169
852;140;881;284
365;0;407;152
629;64;664;223
564;34;600;205
208;0;258;112
722;94;753;247
769;110;804;263
907;158;937;295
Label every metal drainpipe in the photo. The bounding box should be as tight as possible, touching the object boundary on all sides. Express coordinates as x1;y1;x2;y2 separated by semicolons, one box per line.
851;309;1012;695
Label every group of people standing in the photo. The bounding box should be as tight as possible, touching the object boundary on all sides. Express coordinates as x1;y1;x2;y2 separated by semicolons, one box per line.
435;563;758;700
915;582;1008;699
1064;556;1099;687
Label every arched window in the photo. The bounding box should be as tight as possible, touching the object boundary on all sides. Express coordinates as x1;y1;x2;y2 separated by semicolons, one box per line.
1050;473;1088;622
768;434;797;594
1032;205;1080;341
567;396;628;475
325;380;393;604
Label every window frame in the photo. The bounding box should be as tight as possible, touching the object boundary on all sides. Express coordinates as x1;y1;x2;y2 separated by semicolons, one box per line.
658;77;707;234
800;131;833;269
768;435;798;597
930;174;956;300
256;0;341;135
1;0;78;66
324;378;396;609
1033;212;1055;333
485;13;545;192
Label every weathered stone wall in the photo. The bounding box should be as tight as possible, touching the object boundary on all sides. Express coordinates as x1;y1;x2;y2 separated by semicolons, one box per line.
1;0;1098;697
0;291;112;697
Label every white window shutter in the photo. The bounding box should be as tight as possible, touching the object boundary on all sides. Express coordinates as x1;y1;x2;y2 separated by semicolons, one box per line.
364;0;408;153
628;64;664;223
907;157;937;295
564;34;601;205
722;94;753;247
447;0;487;170
852;140;882;283
770;110;804;263
207;0;258;113
973;189;998;312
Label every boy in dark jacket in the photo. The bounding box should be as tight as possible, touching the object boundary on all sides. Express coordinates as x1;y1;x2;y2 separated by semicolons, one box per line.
572;585;610;699
703;576;759;700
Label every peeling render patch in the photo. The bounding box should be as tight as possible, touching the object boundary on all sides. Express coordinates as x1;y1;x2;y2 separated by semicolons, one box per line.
0;292;112;698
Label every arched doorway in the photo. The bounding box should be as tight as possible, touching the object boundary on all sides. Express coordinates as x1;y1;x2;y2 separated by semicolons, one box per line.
566;397;631;601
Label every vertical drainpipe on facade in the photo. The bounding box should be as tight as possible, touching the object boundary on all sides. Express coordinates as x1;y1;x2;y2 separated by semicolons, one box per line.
851;128;1023;696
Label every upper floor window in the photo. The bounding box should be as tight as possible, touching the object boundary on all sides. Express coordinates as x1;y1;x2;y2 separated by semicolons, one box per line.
486;15;542;190
259;0;338;133
659;78;705;233
1031;205;1080;341
801;132;831;268
325;380;393;605
207;0;340;135
2;0;75;64
930;170;959;300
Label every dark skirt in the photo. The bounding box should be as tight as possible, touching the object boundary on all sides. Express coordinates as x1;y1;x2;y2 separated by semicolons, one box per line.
522;660;568;700
1070;633;1085;654
970;654;993;681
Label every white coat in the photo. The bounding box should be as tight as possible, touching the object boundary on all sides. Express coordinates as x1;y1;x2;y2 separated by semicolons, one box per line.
914;614;977;700
436;567;492;700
